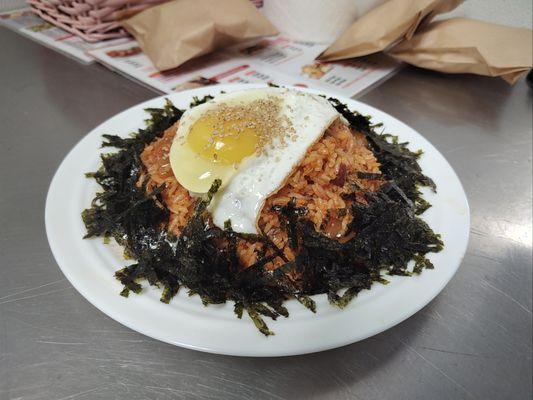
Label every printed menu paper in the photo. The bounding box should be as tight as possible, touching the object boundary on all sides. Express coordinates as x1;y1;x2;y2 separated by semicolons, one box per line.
88;36;401;97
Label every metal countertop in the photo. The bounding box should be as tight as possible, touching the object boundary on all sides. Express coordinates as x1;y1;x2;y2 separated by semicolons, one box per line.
1;27;531;400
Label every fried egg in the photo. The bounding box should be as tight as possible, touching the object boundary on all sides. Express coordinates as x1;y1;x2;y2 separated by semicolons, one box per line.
169;87;340;234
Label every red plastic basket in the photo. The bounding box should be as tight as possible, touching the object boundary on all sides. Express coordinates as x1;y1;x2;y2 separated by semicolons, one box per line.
28;0;169;42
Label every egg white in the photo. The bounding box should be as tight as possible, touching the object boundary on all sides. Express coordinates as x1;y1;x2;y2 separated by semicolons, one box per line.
204;88;339;233
169;88;340;233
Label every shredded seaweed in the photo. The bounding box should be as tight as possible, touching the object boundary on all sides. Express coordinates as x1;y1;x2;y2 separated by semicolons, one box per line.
329;98;435;214
82;96;443;336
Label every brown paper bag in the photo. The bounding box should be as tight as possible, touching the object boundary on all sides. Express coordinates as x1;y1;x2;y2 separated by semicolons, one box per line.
122;0;278;71
317;0;463;61
389;18;533;84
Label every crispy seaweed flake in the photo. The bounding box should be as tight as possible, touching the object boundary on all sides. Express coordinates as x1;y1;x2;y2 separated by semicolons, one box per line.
83;97;443;336
247;308;275;336
272;199;308;250
190;95;214;108
356;171;382;180
328;97;435;211
296;295;317;313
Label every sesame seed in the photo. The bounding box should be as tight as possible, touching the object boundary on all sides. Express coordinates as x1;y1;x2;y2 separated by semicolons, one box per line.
200;96;294;157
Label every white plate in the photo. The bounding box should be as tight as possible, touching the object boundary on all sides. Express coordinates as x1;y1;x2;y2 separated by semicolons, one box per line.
45;84;470;357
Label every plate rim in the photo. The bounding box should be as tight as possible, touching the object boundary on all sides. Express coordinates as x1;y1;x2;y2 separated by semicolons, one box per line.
45;83;470;357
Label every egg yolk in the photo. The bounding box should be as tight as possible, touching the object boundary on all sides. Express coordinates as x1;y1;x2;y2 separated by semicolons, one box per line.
187;116;259;165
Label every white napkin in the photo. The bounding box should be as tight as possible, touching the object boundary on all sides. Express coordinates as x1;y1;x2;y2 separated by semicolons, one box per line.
263;0;359;43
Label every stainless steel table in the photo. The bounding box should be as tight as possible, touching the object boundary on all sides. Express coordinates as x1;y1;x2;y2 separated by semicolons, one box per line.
1;27;531;400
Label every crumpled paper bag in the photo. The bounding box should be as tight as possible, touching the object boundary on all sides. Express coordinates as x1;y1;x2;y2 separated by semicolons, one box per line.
317;0;532;84
122;0;278;71
389;18;533;84
317;0;463;61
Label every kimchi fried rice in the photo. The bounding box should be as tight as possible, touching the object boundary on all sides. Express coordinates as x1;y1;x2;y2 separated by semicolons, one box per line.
139;118;383;270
